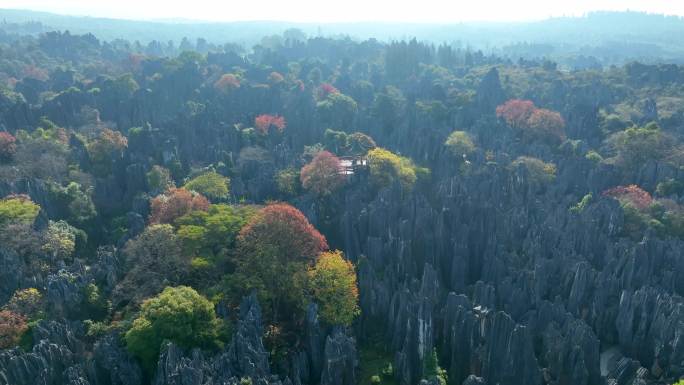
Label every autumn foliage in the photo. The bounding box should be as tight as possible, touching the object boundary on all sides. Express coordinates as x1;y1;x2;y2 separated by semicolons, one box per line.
317;83;339;99
0;310;28;349
603;185;653;210
0;132;17;162
496;99;566;143
238;203;328;262
496;99;536;129
149;187;210;224
254;114;286;135
231;203;328;321
308;250;359;326
214;73;240;92
300;150;346;196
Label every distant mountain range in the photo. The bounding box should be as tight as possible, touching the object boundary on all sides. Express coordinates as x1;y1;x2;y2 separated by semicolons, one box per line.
2;8;684;64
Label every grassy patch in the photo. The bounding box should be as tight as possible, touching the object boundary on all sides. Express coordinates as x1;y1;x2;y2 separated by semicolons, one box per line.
359;340;397;385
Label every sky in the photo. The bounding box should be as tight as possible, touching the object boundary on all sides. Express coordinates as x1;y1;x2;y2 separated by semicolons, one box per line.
3;0;684;23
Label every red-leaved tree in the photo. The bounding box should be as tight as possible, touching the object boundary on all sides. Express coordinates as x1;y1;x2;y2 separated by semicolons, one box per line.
0;310;28;349
496;99;536;129
254;114;286;135
496;99;566;143
238;203;328;262
232;202;328;322
527;108;566;143
603;185;653;210
214;74;240;93
317;83;339;99
300;151;346;196
0;132;17;162
149;187;210;224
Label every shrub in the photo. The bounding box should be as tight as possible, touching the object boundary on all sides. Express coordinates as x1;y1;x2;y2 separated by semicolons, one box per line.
0;195;40;227
275;168;300;196
0;310;28;349
5;288;44;319
149;188;210;224
444;131;476;158
48;182;97;225
308;250;360;326
510;156;557;185
87;128;128;176
42;220;78;260
570;193;593;214
183;171;230;201
585;150;603;163
602;185;653;211
0;132;17;162
300;151;346;196
125;286;222;372
656;178;684;197
147;165;175;193
423;349;448;385
81;283;110;320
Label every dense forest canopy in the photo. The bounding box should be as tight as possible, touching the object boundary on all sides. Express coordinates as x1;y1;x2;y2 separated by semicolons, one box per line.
0;9;683;385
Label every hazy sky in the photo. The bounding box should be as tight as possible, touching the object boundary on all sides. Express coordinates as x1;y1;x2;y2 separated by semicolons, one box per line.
4;0;684;23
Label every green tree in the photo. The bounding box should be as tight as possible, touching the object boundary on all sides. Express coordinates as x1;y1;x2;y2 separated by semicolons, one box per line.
606;123;673;171
0;195;40;227
174;204;258;258
125;286;221;372
183;171;230;201
308;250;360;326
317;92;358;129
510;156;557;186
114;224;184;306
147;165;175;193
367;148;426;190
275;168;300;196
444;131;476;158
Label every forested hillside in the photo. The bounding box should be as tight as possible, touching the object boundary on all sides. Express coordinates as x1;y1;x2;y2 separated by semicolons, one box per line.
0;22;683;385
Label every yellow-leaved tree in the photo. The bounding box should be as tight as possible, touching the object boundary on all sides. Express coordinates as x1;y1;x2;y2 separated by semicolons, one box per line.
308;250;360;326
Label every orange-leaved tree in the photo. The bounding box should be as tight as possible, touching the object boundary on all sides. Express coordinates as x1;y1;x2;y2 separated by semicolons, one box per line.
149;187;210;224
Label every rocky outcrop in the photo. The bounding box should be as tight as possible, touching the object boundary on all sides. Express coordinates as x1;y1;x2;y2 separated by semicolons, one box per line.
340;157;684;385
319;329;357;385
91;333;143;385
227;293;271;378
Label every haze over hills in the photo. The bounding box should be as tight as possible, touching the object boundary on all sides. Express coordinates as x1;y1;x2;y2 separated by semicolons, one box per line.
2;2;684;385
2;8;684;66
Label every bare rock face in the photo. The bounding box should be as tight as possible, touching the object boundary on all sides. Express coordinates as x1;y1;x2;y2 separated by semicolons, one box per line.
319;329;357;385
227;292;271;378
91;333;143;385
